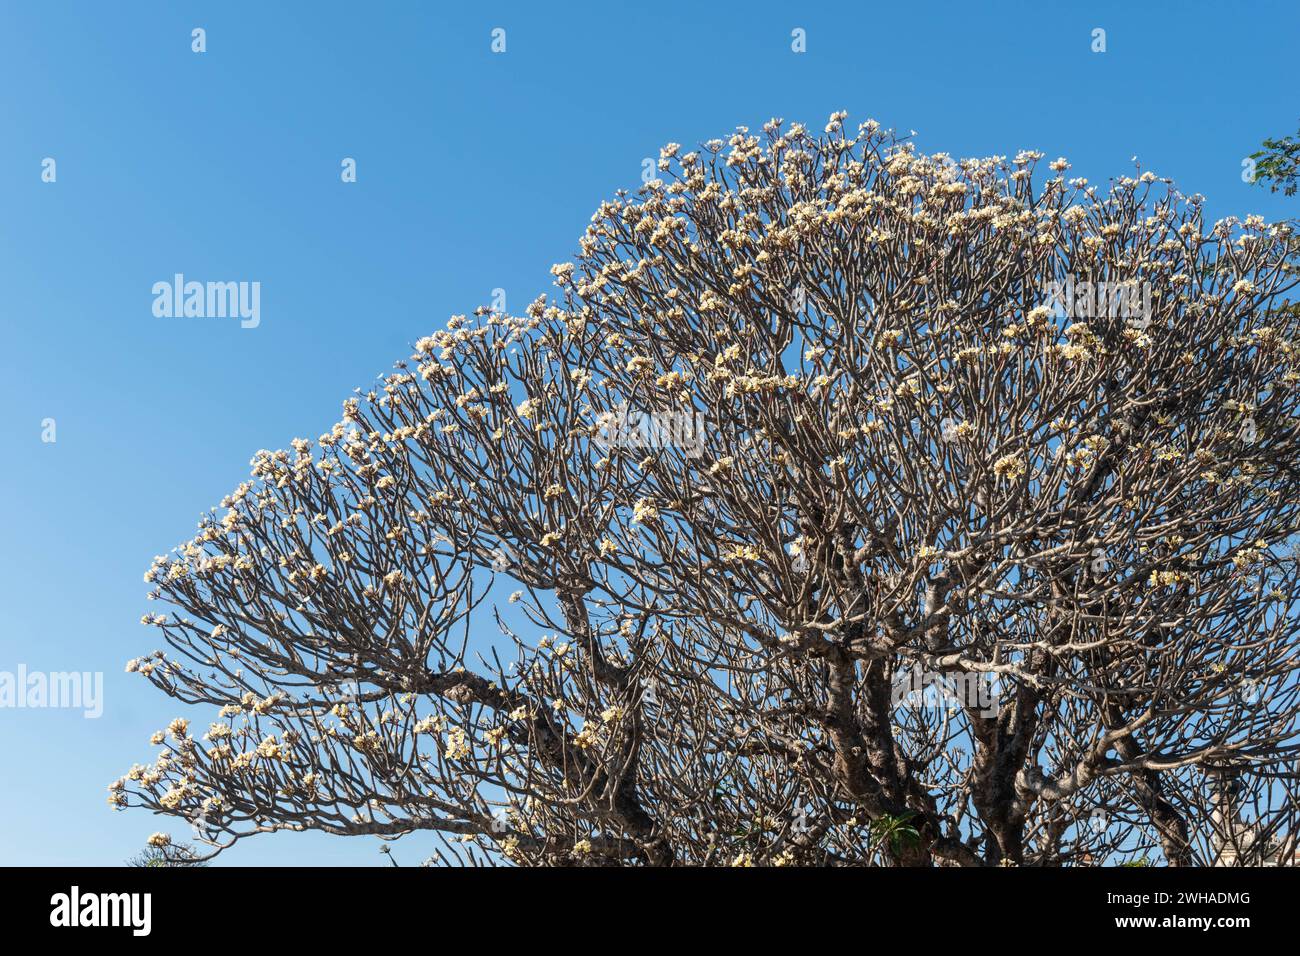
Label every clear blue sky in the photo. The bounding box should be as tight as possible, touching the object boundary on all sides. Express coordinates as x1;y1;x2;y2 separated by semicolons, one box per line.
1;0;1297;866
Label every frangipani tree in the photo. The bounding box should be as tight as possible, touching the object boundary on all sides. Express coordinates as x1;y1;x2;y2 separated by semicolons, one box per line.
114;114;1300;866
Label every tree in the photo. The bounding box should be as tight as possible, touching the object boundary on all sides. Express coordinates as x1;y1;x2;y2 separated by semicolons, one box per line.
112;114;1300;866
1252;122;1300;197
126;841;210;867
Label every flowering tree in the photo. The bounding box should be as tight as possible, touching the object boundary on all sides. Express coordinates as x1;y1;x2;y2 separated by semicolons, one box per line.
115;114;1300;867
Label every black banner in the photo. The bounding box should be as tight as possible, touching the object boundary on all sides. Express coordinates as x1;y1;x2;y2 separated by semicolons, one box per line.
2;866;1285;941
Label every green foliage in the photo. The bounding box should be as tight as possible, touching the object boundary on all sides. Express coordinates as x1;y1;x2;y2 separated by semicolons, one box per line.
1250;123;1300;196
870;812;921;857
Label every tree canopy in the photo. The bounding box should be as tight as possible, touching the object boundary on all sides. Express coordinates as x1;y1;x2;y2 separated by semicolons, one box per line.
114;114;1300;866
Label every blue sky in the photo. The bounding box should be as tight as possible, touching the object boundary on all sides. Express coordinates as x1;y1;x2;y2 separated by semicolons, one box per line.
0;0;1297;865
